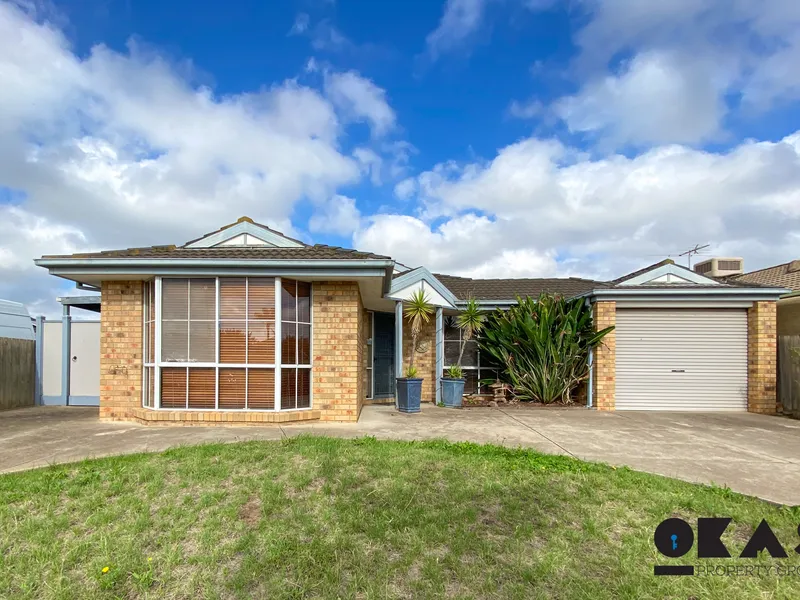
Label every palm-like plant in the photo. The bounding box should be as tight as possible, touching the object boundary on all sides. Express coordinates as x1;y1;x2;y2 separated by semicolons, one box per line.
479;294;614;404
403;289;434;377
449;297;484;378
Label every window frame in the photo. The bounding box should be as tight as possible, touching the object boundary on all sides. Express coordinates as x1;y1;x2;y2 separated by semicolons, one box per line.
365;311;374;400
442;319;497;395
145;275;313;412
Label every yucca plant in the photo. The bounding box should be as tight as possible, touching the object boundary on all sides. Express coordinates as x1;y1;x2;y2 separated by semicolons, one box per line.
455;297;485;371
479;294;614;404
403;289;433;376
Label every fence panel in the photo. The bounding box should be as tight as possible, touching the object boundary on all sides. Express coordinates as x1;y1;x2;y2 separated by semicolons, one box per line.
0;337;35;410
778;335;800;418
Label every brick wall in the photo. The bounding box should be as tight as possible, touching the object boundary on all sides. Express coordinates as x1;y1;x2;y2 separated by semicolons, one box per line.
402;317;436;402
592;301;616;411
312;281;363;422
99;281;143;421
748;301;778;414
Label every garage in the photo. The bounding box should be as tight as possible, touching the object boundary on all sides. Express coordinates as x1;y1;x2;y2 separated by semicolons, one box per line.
615;308;748;411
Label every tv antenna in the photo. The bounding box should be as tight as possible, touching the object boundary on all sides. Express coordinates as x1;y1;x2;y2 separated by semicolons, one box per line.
677;244;710;269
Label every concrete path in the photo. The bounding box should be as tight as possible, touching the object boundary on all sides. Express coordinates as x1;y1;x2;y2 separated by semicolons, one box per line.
2;405;800;505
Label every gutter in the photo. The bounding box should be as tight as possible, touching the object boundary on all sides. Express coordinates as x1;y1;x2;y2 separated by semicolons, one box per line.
36;257;396;295
579;286;790;302
35;257;395;269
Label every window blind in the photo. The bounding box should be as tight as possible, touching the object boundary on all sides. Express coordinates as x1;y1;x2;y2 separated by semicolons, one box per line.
151;277;309;411
247;369;275;409
161;367;187;408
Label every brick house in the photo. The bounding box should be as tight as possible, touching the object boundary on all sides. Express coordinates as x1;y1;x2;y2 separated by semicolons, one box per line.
35;218;788;424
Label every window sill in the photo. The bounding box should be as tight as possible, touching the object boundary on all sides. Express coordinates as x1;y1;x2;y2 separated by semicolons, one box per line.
128;407;321;426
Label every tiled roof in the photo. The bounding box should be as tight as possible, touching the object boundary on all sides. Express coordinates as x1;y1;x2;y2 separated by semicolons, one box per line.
728;260;800;292
41;245;391;261
433;273;603;301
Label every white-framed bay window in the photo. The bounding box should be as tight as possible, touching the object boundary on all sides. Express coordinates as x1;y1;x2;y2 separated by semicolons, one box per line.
142;276;312;411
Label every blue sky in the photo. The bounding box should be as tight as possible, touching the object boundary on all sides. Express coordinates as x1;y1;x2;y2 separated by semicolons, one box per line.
2;0;800;315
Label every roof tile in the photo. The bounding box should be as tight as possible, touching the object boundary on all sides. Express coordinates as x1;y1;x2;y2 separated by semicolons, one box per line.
42;245;390;261
433;273;602;300
728;260;800;291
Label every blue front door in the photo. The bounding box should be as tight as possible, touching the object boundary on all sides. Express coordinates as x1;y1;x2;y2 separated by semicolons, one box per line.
373;312;395;398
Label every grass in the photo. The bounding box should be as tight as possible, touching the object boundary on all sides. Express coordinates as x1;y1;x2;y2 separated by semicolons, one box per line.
1;437;800;599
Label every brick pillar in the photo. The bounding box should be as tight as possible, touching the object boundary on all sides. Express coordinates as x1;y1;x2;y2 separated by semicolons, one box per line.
99;281;143;421
592;301;616;411
747;301;777;414
313;282;362;422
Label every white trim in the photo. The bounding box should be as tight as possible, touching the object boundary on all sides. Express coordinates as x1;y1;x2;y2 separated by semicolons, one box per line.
141;282;148;408
145;406;315;413
275;277;282;412
618;263;721;286
184;220;305;249
155;277;162;409
614;301;755;309
308;281;314;410
366;310;374;400
215;278;220;410
244;278;249;408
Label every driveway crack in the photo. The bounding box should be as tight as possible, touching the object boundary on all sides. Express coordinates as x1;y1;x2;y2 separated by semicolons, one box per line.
496;408;577;459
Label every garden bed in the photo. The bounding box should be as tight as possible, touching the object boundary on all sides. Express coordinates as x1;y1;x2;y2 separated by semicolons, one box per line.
462;395;587;408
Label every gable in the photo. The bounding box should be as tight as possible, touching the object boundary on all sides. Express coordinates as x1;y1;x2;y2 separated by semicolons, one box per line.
388;267;457;308
184;218;305;249
216;233;269;247
617;263;721;286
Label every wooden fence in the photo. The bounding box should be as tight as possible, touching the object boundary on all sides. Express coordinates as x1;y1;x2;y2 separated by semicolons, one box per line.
778;335;800;418
0;337;35;410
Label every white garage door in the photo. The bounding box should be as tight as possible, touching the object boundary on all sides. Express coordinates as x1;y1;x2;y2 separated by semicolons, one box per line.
615;308;748;411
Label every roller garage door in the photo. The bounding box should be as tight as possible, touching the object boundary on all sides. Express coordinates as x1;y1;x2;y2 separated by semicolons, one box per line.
615;308;748;410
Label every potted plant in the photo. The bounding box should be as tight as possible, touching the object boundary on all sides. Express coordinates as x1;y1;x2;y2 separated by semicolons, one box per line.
441;297;484;408
396;289;433;413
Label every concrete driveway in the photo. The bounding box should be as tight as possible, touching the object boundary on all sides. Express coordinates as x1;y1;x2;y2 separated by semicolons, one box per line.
2;404;800;505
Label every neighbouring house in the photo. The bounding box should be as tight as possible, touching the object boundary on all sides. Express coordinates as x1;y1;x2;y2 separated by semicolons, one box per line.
35;218;788;424
721;259;800;336
0;299;35;410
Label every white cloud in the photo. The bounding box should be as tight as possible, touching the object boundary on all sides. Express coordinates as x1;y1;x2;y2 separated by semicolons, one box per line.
425;0;489;60
324;70;396;137
353;147;382;185
552;0;800;145
394;177;417;200
354;132;800;280
309;195;361;236
555;51;727;146
289;13;309;35
0;2;397;312
508;98;543;120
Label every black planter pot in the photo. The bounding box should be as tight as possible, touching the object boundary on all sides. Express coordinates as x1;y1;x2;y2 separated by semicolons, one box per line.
396;378;423;413
440;377;465;408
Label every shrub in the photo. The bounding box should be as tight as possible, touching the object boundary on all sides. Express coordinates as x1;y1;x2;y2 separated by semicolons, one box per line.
479;294;614;404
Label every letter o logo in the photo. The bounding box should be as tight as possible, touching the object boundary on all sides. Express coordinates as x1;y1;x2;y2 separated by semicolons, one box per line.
654;518;694;557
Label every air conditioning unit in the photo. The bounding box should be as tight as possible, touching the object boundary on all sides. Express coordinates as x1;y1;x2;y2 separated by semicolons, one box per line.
693;257;744;277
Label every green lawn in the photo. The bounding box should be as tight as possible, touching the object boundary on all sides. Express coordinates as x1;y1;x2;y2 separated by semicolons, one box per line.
1;437;799;599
